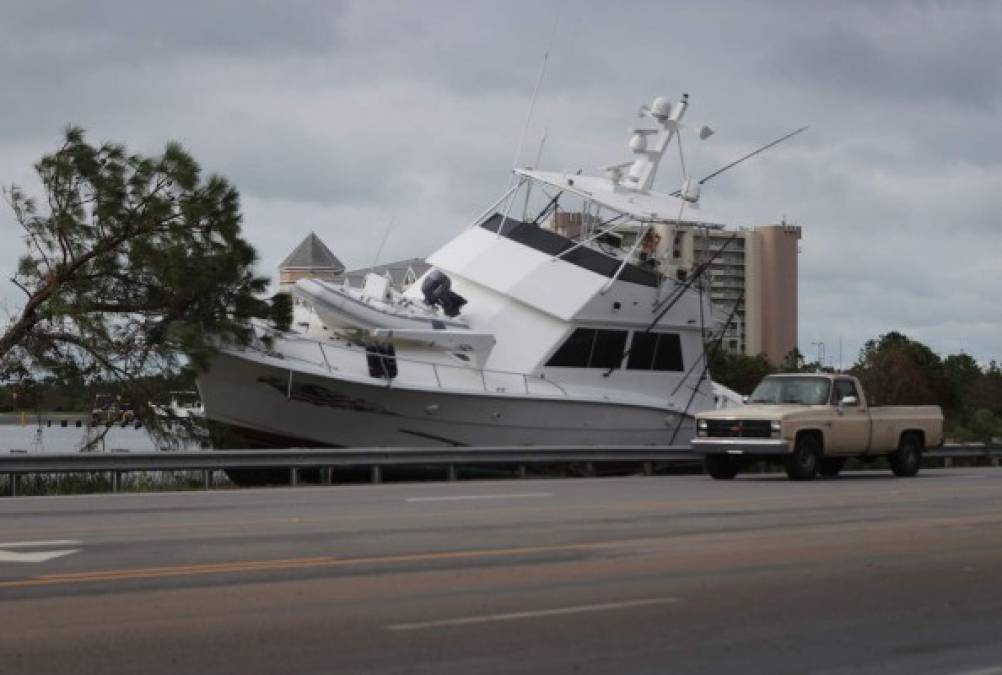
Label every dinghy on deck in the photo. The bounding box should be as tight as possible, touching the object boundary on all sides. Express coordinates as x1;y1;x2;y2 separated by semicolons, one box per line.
293;274;469;332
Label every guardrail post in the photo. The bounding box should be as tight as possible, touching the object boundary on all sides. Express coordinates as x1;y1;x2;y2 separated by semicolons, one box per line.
321;467;333;485
584;462;595;477
518;464;527;479
642;461;653;476
8;474;16;497
203;470;212;490
290;468;298;487
944;457;952;469
448;465;457;481
371;465;382;484
993;455;1000;468
112;471;121;493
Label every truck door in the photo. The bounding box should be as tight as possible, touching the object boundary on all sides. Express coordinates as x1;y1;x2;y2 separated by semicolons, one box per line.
830;378;870;454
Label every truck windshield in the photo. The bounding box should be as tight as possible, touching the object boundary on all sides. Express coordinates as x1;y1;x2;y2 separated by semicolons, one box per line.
748;377;832;405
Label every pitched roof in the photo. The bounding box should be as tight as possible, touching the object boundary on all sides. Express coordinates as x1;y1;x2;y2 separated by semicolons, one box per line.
279;233;344;271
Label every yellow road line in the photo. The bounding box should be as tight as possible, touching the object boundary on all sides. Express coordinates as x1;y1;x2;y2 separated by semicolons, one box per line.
4;509;1002;591
0;541;618;590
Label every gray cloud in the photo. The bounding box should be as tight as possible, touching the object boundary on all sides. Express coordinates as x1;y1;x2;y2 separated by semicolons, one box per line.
774;2;1002;110
0;0;999;363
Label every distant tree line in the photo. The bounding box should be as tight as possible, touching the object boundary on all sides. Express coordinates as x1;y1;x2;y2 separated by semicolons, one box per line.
708;331;1002;442
0;371;196;415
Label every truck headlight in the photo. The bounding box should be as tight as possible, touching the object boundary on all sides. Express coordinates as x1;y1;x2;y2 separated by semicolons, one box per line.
697;419;708;437
770;420;782;438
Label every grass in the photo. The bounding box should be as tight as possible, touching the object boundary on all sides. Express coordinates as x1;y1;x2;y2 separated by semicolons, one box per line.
0;471;234;496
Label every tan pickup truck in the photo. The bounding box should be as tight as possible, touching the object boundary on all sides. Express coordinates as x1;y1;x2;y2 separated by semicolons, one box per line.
691;373;943;481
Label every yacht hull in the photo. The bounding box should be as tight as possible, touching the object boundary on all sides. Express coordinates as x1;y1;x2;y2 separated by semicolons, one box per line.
198;352;695;449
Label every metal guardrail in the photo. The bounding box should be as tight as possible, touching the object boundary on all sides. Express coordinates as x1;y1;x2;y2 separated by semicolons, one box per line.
1;444;1000;496
0;446;699;496
0;445;698;472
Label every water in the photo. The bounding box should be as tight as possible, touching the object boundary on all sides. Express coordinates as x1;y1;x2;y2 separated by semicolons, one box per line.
0;424;160;454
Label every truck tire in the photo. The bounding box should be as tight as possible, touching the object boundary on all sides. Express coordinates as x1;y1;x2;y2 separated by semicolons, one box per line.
889;435;923;477
785;435;820;481
705;454;739;480
818;457;846;478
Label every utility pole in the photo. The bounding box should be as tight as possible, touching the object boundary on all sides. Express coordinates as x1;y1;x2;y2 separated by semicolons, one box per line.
811;341;825;372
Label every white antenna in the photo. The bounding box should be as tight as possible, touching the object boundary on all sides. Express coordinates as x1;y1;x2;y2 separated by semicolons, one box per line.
521;129;548;220
498;4;563;237
370;216;395;273
509;7;562;172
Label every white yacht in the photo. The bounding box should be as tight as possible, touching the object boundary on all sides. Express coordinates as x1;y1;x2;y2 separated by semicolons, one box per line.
198;93;736;450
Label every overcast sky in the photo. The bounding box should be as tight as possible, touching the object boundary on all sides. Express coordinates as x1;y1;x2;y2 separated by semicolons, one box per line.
1;1;999;365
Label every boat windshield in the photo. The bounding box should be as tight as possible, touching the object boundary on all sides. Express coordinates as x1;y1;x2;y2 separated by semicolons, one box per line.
748;377;831;406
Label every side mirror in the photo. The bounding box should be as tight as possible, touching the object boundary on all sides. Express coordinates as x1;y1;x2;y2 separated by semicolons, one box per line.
838;395;858;409
741;395;749;404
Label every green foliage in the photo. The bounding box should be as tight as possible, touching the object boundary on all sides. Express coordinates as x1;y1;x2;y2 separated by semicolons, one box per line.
967;408;1002;443
847;332;1000;440
1;127;291;440
0;471;219;496
706;344;775;395
268;292;294;333
778;348;806;373
710;332;999;441
850;331;946;407
0;370;197;413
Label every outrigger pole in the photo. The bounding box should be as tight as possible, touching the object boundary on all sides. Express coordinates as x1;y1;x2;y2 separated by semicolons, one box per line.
670;126;809;196
668;288;746;445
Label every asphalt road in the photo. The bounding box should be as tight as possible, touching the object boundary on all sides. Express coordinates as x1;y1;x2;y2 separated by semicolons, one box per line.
3;469;1002;675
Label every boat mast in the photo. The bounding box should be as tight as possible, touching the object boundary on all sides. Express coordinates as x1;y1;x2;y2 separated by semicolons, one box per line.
624;93;688;191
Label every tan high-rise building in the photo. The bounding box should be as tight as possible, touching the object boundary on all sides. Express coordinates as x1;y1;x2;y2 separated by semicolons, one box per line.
542;211;802;364
683;223;801;364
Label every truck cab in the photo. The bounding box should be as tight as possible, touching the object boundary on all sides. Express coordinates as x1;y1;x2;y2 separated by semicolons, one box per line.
691;373;944;481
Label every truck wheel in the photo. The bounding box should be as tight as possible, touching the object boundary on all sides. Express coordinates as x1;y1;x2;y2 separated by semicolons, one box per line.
818;457;846;478
889;435;923;477
705;454;739;480
785;435;820;481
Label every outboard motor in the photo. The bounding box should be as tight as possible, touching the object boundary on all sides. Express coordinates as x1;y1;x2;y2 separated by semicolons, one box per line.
421;269;467;318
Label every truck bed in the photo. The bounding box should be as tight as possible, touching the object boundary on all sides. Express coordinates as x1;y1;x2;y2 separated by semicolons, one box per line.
868;405;944;451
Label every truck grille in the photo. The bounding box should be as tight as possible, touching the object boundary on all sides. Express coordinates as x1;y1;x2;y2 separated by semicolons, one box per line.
706;419;772;439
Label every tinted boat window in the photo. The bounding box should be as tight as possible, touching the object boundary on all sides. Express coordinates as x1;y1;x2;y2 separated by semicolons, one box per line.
627;332;683;372
546;329;596;367
591;330;628;369
652;333;683;371
546;328;628;368
627;333;657;370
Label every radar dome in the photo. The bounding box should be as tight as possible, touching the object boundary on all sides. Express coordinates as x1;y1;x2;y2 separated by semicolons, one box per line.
651;97;673;119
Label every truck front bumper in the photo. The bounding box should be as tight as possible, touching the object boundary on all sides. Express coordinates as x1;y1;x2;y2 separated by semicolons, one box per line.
691;438;791;455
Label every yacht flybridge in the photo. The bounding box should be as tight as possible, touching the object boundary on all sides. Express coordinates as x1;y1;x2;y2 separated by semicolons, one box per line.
197;93;749;451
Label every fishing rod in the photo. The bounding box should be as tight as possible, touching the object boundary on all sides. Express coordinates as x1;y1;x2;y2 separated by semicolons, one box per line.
668;289;745;400
602;233;738;377
668;288;746;445
498;4;564;237
530;191;562;226
648;232;739;320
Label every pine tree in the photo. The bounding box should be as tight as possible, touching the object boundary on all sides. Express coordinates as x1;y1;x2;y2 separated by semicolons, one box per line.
1;127;291;442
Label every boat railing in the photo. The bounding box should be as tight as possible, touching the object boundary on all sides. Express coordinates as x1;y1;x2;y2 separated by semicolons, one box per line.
257;329;568;397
